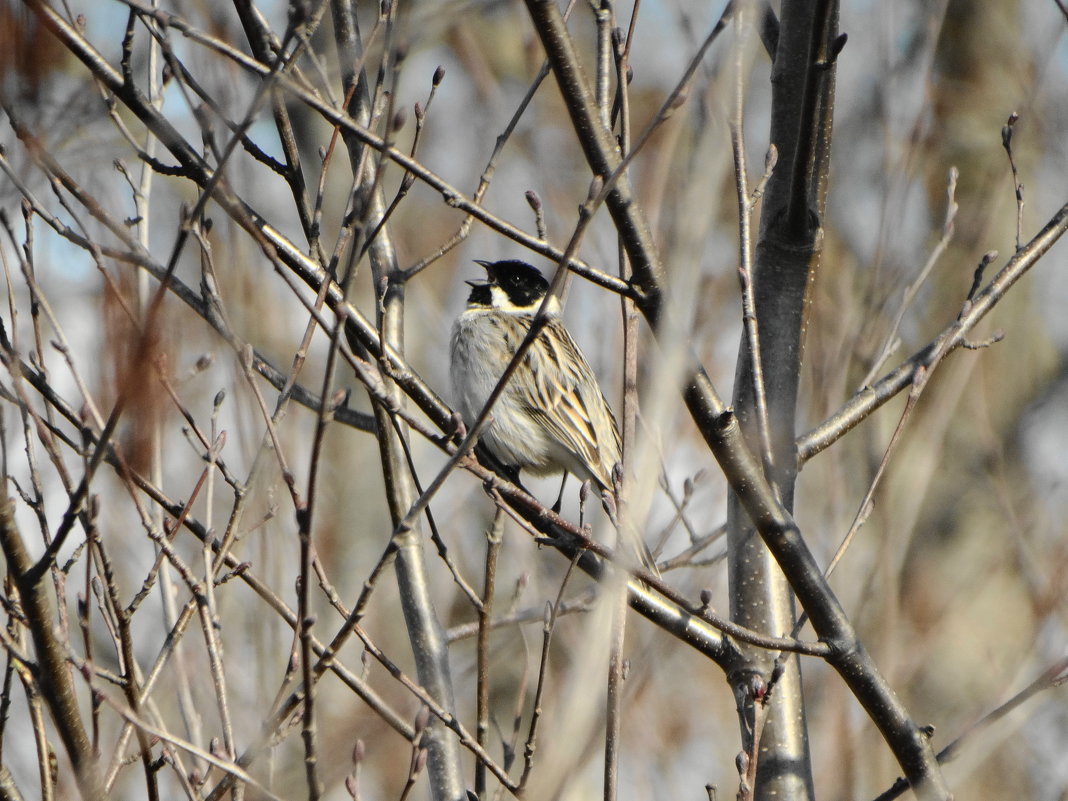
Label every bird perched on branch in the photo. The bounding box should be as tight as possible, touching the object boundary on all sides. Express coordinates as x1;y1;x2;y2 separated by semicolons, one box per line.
450;258;656;574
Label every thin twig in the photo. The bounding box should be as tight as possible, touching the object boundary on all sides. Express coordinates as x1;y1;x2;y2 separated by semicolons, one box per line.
729;6;776;482
861;167;959;389
517;557;581;791
475;509;504;798
1001;112;1025;252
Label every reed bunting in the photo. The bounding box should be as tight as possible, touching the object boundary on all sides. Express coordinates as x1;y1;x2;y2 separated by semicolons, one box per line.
450;259;657;573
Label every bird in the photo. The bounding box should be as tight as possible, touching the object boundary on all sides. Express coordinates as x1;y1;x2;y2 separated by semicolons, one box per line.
450;259;657;574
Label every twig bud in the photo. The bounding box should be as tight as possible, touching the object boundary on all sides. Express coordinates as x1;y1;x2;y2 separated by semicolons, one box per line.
1001;111;1019;149
964;249;998;307
231;561;251;577
831;32;848;60
735;750;749;777
769;659;785;687
748;673;767;701
330;388;349;411
765;144;778;172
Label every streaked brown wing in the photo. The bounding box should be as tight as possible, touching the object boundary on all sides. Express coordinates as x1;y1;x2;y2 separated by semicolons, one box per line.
513;317;621;489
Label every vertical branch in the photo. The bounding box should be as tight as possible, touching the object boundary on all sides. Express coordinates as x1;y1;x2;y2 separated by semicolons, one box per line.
607;6;637;800
603;587;627;801
475;509;503;798
729;15;775;482
517;558;581;794
1001;112;1024;252
724;1;841;798
93;530;161;801
593;0;613;130
611;0;641;511
297;346;344;801
127;9;182;796
330;3;465;799
15;646;54;801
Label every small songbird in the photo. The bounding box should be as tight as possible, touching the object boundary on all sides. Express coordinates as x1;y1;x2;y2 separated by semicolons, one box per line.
450;259;657;574
450;258;622;497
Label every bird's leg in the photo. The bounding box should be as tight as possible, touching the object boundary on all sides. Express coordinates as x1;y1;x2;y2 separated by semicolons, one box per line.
551;473;569;514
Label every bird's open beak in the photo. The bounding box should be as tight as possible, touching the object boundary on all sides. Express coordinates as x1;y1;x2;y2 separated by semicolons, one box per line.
467;259;494;288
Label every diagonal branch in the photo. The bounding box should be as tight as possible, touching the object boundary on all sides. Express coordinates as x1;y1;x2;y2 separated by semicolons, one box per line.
0;497;104;801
